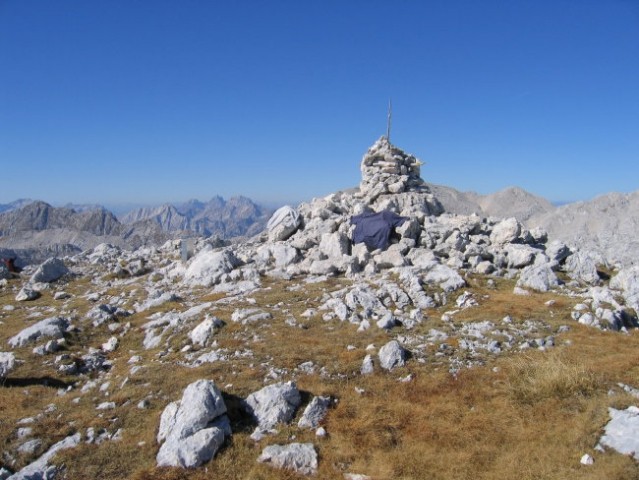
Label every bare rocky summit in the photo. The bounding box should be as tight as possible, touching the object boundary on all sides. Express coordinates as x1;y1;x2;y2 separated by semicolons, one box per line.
1;138;638;478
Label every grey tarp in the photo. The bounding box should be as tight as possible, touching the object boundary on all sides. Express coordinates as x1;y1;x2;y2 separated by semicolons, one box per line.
350;211;408;251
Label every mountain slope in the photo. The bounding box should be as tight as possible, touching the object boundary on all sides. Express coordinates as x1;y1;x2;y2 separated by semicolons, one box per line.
121;195;272;238
527;191;639;267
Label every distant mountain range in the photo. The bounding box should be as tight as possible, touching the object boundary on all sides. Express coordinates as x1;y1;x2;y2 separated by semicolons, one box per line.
0;186;636;268
120;196;271;238
0;196;273;266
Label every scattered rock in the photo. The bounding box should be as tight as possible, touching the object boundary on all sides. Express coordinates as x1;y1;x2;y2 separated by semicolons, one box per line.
257;442;318;475
244;381;301;430
0;352;15;377
378;340;406;370
298;396;331;429
15;286;40;302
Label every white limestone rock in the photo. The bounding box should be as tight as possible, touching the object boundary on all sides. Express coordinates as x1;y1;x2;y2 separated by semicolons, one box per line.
598;406;639;461
257;442;318;476
244;381;301;430
564;251;601;285
30;258;69;284
379;340;406;370
15;286;40;302
183;249;241;287
0;352;15;377
374;248;407;269
503;244;537;269
580;453;594;465
423;263;466;292
188;316;220;346
490;217;521;245
361;354;374;375
610;266;639;313
267;206;302;242
545;240;571;263
516;264;560;292
101;336;118;352
298;396;331;429
319;232;351;259
256;243;300;269
231;308;272;325
156;379;229;468
8;317;69;348
8;433;81;480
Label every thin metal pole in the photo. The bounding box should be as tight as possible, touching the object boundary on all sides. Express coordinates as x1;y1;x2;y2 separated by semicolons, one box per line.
386;99;392;142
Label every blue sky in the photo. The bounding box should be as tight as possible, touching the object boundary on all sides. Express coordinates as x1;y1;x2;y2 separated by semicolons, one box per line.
1;0;638;208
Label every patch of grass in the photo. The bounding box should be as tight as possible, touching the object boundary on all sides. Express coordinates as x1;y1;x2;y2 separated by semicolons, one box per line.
507;350;599;405
3;272;639;479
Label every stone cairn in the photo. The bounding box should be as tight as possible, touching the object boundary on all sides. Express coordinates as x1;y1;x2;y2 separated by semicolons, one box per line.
356;136;443;218
360;136;429;199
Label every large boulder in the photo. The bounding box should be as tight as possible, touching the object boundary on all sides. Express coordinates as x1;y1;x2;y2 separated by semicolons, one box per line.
267;206;301;242
516;264;560;292
490;218;521;245
319;232;350;259
30;258;69;284
183;249;240;287
503;244;537;269
244;381;301;430
156;379;230;468
423;263;466;292
564;251;601;285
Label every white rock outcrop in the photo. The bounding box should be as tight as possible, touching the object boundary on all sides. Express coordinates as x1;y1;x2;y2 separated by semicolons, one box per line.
8;433;81;480
8;317;69;348
598;406;639;461
156;379;230;468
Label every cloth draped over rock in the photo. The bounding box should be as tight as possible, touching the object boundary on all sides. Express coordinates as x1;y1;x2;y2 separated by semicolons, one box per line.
350;210;408;251
267;206;300;232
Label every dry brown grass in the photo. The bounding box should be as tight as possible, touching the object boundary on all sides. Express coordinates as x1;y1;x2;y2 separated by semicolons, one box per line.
2;271;639;479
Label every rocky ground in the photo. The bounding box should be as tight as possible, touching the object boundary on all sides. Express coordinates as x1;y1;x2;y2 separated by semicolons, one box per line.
1;138;639;479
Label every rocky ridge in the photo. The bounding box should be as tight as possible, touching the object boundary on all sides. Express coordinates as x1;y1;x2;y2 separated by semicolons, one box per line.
1;137;639;478
121;195;272;239
0;196;272;268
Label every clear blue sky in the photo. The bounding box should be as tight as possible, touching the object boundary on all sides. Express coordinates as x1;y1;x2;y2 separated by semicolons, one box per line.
1;0;638;208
